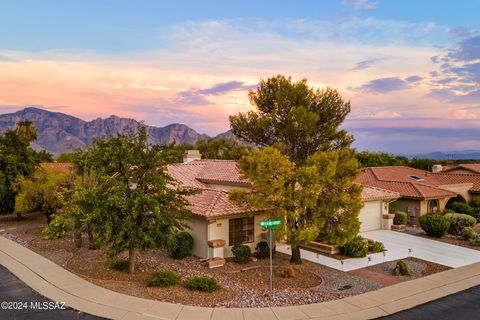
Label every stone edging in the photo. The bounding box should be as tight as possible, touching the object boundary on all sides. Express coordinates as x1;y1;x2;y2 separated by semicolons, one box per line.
1;235;480;320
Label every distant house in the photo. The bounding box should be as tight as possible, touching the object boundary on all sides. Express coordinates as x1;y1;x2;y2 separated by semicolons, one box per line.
357;166;480;224
39;162;74;173
168;151;399;260
436;163;480;175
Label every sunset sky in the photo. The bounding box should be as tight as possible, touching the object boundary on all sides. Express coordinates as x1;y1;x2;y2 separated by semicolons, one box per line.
0;0;479;154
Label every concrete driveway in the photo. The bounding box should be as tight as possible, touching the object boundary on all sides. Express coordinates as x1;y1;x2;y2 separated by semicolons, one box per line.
362;230;480;268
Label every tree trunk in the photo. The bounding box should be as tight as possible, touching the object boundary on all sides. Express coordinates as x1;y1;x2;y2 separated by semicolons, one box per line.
129;242;135;274
290;246;302;264
46;214;52;225
16;212;22;220
74;217;82;248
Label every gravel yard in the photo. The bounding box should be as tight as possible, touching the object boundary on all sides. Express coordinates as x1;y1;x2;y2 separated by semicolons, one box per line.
0;212;448;307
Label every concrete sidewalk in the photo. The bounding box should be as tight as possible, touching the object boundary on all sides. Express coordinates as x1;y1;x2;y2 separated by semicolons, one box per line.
1;235;480;320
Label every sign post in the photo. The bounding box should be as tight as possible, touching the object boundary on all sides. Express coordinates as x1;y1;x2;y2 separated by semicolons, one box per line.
260;219;282;304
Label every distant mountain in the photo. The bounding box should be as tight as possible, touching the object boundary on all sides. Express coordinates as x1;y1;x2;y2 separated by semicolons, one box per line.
0;107;211;155
403;151;480;160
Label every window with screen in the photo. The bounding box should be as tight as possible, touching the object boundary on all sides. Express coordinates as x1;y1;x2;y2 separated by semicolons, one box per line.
229;217;254;245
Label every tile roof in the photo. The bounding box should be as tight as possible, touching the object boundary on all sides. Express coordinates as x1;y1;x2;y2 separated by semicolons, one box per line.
184;189;257;218
431;173;480;193
39;162;74;173
443;163;480;174
361;185;400;202
357;166;456;199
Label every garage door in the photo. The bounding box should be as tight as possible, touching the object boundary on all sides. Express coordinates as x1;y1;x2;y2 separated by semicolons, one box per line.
359;201;382;232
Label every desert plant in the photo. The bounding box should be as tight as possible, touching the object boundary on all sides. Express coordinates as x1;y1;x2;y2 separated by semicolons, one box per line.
231;244;251;263
342;236;368;258
461;227;476;241
419;214;450;238
167;232;194;259
445;213;476;235
393;260;411;276
42;214;70;240
283;265;296;278
368;240;385;253
255;241;275;259
110;259;129;271
147;270;180;287
469;235;480;247
184;276;221;292
393;211;408;225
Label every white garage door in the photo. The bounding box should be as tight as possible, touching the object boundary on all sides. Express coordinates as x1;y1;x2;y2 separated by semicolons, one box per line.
359;201;382;232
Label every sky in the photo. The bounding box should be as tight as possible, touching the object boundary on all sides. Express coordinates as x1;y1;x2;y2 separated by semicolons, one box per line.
0;0;479;154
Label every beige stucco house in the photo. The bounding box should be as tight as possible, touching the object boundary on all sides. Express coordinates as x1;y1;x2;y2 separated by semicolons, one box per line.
168;151;400;260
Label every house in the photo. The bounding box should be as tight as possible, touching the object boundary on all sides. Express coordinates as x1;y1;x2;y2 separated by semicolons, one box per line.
434;163;480;175
357;166;480;224
168;151;399;260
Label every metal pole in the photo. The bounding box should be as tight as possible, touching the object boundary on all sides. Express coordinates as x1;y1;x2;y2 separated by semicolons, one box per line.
269;228;273;304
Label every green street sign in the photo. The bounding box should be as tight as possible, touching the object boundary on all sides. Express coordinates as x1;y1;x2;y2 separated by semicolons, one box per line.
260;220;282;229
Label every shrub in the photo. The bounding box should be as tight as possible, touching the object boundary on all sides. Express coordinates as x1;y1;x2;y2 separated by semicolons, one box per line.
283;265;296;278
419;214;450;238
461;227;476;241
255;241;274;259
448;202;474;216
470;196;480;220
110;259;129;271
393;211;408;225
167;232;194;259
184;276;221;292
231;244;251;263
147;270;180;287
442;209;455;214
42;215;70;240
393;260;411;276
469;235;480;247
342;236;368;258
368;240;385;253
445;213;476;235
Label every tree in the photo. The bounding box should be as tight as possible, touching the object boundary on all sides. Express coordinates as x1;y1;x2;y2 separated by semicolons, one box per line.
15;168;72;223
56;152;76;163
70;127;195;273
195;138;251;160
356;151;408;167
35;150;54;163
0;126;39;213
15;120;38;142
230;75;362;263
409;158;437;171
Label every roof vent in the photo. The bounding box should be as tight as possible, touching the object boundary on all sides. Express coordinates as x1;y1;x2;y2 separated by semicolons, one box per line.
408;175;424;182
183;150;202;163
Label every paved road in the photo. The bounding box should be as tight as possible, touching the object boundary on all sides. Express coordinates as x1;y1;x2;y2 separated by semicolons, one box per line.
379;285;480;320
0;265;101;320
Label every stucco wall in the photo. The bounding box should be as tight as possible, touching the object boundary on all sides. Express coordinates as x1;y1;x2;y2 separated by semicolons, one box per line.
207;214;266;258
438;183;473;203
185;217;208;258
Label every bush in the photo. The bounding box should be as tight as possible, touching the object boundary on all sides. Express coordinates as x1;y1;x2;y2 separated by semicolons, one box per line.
342;236;368;258
167;232;194;259
232;244;251;263
255;241;274;259
442;209;455;214
393;212;408;225
110;259;129;271
445;213;476;235
419;214;450;238
42;215;70;240
368;240;385;253
469;235;480;247
470;196;480;220
184;276;221;292
448;202;474;216
147;270;180;287
461;227;476;241
393;260;411;276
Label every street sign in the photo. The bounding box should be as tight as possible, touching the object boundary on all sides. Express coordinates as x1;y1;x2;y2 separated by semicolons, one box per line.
260;220;282;229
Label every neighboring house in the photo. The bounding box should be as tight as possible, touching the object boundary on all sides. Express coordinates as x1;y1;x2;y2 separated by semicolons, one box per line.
357;166;480;224
39;162;74;173
168;151;400;259
435;163;480;175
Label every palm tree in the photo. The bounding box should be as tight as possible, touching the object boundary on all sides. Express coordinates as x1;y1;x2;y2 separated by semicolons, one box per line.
15;121;38;142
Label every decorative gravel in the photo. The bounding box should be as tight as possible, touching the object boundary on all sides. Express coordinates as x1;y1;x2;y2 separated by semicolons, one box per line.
368;258;424;280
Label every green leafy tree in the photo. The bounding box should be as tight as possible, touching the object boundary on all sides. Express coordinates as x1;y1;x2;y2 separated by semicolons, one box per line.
15;120;38;142
69;126;195;273
195;138;251;160
15;168;72;223
230;147;361;264
56;152;76;163
409;158;437;171
229;75;361;263
356;151;408;167
34;150;54;163
0;124;39;213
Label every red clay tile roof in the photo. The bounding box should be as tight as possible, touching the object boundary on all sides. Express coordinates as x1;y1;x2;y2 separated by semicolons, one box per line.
361;185;400;202
431;173;480;193
184;189;257;218
39;162;74;173
443;164;480;174
357;166;456;199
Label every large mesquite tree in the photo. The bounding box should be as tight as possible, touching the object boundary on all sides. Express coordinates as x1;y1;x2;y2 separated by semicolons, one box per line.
69;126;195;273
230;75;362;263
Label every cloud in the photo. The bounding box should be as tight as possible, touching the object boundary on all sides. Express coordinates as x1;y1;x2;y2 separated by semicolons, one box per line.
350;58;386;71
197;80;257;95
448;26;473;38
343;0;377;9
447;34;480;62
352;76;422;93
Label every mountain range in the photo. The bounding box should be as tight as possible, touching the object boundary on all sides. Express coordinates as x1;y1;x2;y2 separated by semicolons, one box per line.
0;107;212;155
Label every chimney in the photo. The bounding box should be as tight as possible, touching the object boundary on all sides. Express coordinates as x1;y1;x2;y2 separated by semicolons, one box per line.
432;164;443;173
183;150;202;163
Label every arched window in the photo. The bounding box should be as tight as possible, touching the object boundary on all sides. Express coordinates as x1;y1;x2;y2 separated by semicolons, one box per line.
428;199;439;213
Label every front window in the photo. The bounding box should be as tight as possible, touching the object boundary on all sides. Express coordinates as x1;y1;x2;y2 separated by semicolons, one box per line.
229;217;254;245
428;199;439;213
